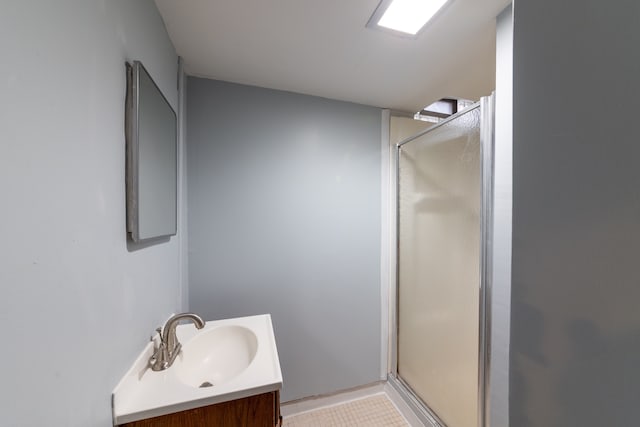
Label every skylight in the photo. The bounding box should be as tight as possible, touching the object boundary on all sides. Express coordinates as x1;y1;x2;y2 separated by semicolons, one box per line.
369;0;450;36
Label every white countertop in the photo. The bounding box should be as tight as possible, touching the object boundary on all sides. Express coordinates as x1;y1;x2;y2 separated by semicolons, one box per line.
112;314;282;425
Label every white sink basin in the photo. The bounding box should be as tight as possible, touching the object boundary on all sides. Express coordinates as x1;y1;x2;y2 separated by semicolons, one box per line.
175;325;258;388
112;314;282;425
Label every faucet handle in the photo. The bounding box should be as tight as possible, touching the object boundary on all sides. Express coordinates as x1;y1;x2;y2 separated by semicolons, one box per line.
150;327;163;344
149;329;169;371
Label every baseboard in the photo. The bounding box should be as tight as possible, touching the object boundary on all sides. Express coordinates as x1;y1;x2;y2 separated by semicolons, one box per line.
280;382;385;417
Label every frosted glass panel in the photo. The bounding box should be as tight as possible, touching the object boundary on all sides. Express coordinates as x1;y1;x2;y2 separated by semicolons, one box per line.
397;107;481;427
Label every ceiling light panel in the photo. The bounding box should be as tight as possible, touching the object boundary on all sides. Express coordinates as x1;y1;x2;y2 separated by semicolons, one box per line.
368;0;451;36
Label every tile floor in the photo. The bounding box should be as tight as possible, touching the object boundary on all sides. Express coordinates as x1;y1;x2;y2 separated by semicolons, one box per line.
282;394;409;427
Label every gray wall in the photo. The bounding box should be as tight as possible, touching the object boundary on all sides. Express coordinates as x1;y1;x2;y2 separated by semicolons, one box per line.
490;5;513;427
0;1;184;425
187;78;382;402
511;0;640;425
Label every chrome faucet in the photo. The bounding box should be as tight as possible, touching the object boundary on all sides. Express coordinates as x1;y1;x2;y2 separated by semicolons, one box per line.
150;312;205;371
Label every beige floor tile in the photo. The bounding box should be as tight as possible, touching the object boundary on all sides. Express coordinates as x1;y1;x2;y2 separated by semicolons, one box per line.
282;394;409;427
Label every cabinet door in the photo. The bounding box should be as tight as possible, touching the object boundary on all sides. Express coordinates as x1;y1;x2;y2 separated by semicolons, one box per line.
120;391;278;427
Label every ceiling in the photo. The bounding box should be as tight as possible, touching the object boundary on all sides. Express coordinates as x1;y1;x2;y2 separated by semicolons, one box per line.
154;0;510;113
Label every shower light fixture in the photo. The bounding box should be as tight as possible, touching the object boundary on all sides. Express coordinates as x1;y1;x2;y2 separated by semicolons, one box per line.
367;0;451;36
414;98;475;122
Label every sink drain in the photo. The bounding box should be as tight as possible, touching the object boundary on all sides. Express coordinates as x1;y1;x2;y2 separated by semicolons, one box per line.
199;381;214;388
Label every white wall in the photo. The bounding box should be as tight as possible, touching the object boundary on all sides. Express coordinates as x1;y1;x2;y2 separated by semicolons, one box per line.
187;78;382;402
0;1;183;425
511;0;640;425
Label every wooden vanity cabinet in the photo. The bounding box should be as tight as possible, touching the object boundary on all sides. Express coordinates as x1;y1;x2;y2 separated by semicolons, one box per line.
119;390;282;427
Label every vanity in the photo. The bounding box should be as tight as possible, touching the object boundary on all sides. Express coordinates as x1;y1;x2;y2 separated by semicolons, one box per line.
112;314;283;426
118;391;280;426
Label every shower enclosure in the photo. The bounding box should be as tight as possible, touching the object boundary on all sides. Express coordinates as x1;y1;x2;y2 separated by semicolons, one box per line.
389;96;494;427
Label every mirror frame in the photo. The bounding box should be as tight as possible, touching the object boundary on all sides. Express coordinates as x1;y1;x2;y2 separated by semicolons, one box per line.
125;60;178;243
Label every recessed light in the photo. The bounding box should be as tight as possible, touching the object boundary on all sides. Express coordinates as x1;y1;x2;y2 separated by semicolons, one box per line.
367;0;451;36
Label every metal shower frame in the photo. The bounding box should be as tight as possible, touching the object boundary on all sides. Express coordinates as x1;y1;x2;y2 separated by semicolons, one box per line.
387;94;495;427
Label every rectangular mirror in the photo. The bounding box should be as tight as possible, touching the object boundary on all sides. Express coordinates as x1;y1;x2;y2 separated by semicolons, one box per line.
125;60;177;242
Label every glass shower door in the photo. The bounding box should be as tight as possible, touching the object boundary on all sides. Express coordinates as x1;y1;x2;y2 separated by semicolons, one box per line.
396;103;487;427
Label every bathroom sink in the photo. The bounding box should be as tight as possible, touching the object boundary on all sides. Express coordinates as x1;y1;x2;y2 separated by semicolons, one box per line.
112;314;282;425
175;325;258;388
